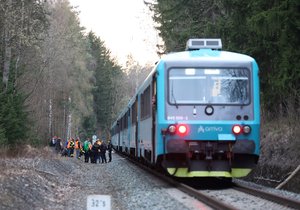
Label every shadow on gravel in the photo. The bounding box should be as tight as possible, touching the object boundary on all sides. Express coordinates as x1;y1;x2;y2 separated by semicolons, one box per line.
175;177;234;189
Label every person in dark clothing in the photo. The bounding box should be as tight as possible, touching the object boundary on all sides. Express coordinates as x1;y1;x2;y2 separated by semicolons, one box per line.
61;147;68;157
107;141;112;162
55;138;62;153
91;140;100;164
99;140;107;163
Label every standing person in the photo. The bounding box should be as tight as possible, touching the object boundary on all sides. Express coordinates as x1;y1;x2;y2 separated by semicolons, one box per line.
96;139;101;163
83;138;92;163
75;138;82;159
67;138;75;157
91;140;100;164
99;140;107;163
61;139;69;157
107;141;112;162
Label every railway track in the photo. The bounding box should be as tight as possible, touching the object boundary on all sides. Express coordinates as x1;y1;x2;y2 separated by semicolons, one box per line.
232;182;300;209
123;155;237;210
119;153;300;210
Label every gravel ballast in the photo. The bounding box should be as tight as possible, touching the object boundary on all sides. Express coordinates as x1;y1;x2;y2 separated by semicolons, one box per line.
1;148;300;210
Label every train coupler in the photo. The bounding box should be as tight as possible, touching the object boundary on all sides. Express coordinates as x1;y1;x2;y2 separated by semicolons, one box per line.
205;142;213;160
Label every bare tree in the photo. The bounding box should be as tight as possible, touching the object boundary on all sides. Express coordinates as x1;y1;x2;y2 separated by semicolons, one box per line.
21;0;93;142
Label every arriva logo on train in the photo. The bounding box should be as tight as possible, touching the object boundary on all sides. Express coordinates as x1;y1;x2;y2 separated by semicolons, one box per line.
198;126;223;133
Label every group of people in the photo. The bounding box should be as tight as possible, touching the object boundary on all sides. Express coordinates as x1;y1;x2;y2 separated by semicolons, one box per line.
82;138;113;163
50;136;113;163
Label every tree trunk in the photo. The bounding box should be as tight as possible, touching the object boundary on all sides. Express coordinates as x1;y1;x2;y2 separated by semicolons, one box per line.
66;96;72;139
2;0;12;92
48;98;53;138
14;0;25;89
3;45;11;91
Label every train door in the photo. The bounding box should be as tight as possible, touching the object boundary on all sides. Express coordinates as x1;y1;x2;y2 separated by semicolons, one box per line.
139;85;151;161
122;113;127;153
151;77;157;163
126;110;130;154
135;96;139;157
132;97;138;157
117;120;120;151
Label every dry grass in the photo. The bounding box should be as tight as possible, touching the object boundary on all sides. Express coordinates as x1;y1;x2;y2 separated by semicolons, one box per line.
0;145;55;159
260;116;300;169
245;115;300;192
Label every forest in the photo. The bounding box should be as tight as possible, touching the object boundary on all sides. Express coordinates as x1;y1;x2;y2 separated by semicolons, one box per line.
150;0;299;116
0;0;152;148
0;0;299;159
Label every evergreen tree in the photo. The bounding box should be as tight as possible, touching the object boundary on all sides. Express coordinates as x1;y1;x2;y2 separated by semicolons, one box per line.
151;0;222;53
0;88;28;146
150;0;300;117
86;32;125;135
0;0;47;147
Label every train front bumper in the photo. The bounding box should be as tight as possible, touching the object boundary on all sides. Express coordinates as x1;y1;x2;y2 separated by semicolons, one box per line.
166;168;252;178
161;139;258;178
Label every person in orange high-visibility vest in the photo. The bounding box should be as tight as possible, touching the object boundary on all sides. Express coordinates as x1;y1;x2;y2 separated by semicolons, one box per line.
75;138;82;159
67;138;75;157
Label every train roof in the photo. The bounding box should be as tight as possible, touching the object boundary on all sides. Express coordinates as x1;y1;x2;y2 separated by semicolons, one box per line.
111;39;258;128
161;49;255;63
172;38;255;63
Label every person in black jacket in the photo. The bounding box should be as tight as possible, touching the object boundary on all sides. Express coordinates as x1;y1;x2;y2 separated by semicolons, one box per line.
99;140;107;163
55;137;62;153
91;140;100;164
107;141;112;162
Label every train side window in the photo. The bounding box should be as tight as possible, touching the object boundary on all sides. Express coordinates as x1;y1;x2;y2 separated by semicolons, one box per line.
141;86;151;120
132;100;137;125
120;117;123;131
125;111;129;129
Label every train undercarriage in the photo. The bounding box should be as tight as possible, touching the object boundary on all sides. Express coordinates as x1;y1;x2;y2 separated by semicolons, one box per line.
159;140;259;178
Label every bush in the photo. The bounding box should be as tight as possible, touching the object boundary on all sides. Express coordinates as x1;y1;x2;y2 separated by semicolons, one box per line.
0;124;8;146
0;90;29;147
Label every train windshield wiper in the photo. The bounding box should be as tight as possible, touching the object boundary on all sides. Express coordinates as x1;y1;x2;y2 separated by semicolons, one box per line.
171;81;178;109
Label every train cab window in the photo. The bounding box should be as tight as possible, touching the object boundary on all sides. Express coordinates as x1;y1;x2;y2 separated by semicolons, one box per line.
168;68;250;105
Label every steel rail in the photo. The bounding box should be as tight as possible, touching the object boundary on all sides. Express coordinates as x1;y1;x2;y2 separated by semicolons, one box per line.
233;183;300;209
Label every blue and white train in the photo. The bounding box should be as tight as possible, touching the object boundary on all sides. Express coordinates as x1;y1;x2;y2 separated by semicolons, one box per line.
111;39;260;178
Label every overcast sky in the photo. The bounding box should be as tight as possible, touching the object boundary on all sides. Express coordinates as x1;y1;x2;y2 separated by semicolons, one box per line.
68;0;160;66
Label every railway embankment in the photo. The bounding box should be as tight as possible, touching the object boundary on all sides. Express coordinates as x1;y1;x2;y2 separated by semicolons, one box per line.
244;117;300;193
0;146;204;210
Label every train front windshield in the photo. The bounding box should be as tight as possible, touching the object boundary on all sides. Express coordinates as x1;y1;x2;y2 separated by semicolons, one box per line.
168;68;250;105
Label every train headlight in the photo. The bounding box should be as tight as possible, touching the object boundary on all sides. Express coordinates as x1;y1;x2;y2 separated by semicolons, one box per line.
243;125;251;134
168;125;176;135
178;125;187;135
232;125;242;135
